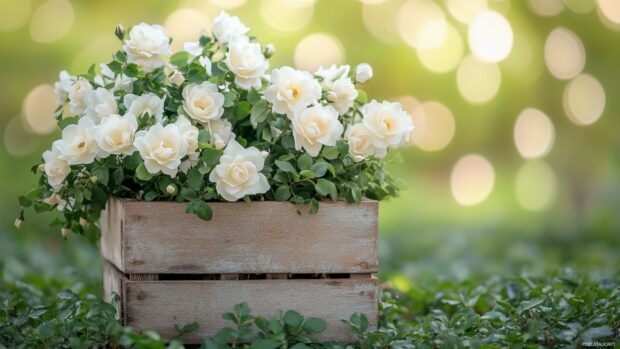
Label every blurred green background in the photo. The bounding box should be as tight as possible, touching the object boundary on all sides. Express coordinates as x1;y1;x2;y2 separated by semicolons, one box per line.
0;0;618;290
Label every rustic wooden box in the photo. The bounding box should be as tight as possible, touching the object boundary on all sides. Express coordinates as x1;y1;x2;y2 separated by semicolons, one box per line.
101;197;378;343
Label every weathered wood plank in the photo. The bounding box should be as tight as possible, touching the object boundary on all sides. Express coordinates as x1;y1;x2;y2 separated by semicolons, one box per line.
103;199;378;274
129;274;159;281
100;198;124;271
124;278;378;343
102;261;126;320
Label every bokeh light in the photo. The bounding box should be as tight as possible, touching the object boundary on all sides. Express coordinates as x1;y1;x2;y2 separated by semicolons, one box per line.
0;0;30;32
597;0;620;30
515;160;558;211
457;55;501;104
396;0;448;50
502;33;540;78
408;101;456;152
446;0;487;24
563;74;606;126
209;0;247;9
22;84;57;135
30;0;74;43
513;108;555;159
527;0;564;17
260;0;314;33
294;33;344;72
3;117;40;156
362;1;402;45
468;10;513;63
451;154;495;206
544;27;585;80
417;24;463;73
165;8;211;51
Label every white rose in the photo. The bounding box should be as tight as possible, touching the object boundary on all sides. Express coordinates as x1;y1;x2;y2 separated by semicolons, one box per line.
99;63;136;92
345;123;387;162
328;77;358;115
182;82;225;123
42;148;71;190
264;66;321;119
175;115;199;154
169;70;185;86
134;123;188;177
361;100;414;148
212;11;249;43
123;93;165;123
123;23;171;72
94;114;138;156
315;64;350;88
355;63;373;84
43;192;67;211
179;152;200;174
206;118;235;150
292;104;344;157
209;139;269;201
68;79;92;115
225;36;269;90
199;56;212;76
52;117;99;165
85;88;118;123
183;41;203;56
54;70;75;105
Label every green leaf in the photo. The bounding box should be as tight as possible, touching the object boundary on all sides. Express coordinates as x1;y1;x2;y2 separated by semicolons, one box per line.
198;128;211;146
186;167;203;191
37;323;54;338
309;198;319;214
275;160;296;173
247;88;261;104
322;146;339;160
274;186;291;201
91;166;110;186
58;116;78;129
355;89;368;104
223;91;236;108
234;101;251;120
112;167;124;186
18;196;32;207
170;51;189;67
186;200;213;221
297;153;312;171
310;161;328;178
143;191;158;201
250;339;280;349
135;163;154;181
302;317;326;334
350;313;369;333
315;179;337;202
250;100;269;125
202;148;222;168
284;310;304;328
122;152;142;170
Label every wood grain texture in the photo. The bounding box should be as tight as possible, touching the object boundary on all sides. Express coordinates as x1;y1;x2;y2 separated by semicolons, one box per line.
123;278;378;343
102;261;126;320
101;198;378;274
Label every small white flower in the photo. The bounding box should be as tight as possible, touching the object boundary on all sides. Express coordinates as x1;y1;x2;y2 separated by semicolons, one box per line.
345;123;387;161
123;23;171;72
209;139;269;201
15;218;23;229
94;114;138;156
43;192;67;211
225;35;269;90
52;117;99;165
199;56;212;76
54;70;75;106
175;115;199;155
361;100;414;148
315;64;350;88
292;104;344;157
264;43;276;58
134;123;188;177
61;227;70;237
206;118;235;150
355;63;373;84
182;82;225;123
329;77;358;115
68;79;92;115
99;63;136;92
85;88;118;123
212;11;249;44
183;41;203;56
179;152;200;174
169;70;185;86
264;66;321;119
42;148;71;190
123;93;165;123
166;184;177;195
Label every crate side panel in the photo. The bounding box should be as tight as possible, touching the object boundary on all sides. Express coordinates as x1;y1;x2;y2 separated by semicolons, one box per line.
100;197;125;272
124;278;377;343
102;261;126;321
121;200;378;274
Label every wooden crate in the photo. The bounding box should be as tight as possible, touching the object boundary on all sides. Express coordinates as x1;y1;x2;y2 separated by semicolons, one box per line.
101;197;379;343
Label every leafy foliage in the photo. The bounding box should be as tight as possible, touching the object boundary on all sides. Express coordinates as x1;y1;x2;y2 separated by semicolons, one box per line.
1;268;618;348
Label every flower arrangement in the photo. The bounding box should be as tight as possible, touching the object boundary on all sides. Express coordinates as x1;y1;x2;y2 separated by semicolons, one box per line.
17;12;414;240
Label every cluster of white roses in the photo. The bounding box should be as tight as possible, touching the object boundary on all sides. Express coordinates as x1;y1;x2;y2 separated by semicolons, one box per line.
43;11;413;203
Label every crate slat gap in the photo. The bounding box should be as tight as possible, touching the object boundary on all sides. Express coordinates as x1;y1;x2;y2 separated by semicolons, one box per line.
101;197;379;343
